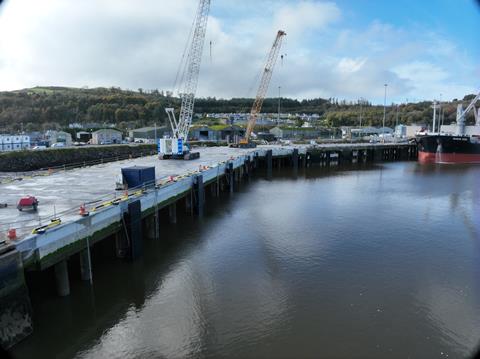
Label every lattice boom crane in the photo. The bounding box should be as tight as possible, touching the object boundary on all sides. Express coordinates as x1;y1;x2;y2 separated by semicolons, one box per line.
240;30;286;146
160;0;211;159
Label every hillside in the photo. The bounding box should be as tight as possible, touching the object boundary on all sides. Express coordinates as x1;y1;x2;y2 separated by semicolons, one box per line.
0;86;476;133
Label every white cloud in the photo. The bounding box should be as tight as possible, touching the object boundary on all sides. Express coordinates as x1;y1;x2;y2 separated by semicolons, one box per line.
0;0;477;103
273;1;341;40
336;57;367;74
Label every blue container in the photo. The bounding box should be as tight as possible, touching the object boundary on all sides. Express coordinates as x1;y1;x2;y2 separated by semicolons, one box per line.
121;166;155;189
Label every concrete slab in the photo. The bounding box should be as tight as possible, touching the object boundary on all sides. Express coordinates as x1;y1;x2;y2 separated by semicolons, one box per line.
0;146;284;240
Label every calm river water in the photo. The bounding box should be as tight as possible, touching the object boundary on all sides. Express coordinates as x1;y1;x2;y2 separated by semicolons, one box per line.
11;162;480;358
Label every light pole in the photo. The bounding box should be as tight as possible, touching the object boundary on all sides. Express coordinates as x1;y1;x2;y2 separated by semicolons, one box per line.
154;122;157;147
277;86;281;125
382;84;387;142
359;98;363;128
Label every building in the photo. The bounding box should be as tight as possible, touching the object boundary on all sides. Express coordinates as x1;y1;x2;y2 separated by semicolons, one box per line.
76;131;92;143
395;125;407;138
269;126;322;140
0;134;30;152
129;126;170;143
216;125;245;142
341;127;394;140
91;129;123;145
257;132;276;142
46;131;72;147
26;132;45;146
189;126;217;141
189;125;245;142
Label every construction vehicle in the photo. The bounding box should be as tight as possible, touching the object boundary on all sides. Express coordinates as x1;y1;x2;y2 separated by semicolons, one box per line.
159;0;211;160
17;196;39;212
231;30;286;148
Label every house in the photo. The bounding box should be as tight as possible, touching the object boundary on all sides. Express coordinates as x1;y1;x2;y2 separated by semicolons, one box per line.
91;129;122;145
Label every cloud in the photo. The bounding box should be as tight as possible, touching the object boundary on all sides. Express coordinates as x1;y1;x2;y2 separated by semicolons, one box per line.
273;1;341;39
336;57;367;74
0;0;477;103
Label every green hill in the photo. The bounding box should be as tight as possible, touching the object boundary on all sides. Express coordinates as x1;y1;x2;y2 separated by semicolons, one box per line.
0;86;476;133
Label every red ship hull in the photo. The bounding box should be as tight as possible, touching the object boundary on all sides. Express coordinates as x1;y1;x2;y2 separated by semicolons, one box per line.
418;151;480;164
417;135;480;164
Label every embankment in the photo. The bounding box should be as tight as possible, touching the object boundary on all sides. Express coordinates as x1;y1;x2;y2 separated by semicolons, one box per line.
0;144;157;172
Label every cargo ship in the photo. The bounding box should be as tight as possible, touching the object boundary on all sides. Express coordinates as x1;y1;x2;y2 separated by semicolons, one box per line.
417;134;480;164
417;92;480;164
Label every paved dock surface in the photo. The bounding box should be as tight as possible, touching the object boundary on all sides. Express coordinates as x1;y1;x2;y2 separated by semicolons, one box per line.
0;146;264;239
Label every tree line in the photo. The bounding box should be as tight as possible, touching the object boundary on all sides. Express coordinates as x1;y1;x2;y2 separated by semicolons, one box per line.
0;86;476;133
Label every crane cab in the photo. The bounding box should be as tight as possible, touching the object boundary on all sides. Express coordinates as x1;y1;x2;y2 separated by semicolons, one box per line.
158;138;200;160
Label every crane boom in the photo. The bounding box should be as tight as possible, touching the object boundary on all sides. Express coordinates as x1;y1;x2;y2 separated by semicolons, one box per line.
244;30;286;142
162;0;210;157
460;92;480;118
456;91;480;135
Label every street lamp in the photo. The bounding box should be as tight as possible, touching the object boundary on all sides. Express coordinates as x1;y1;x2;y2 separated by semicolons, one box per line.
382;84;388;143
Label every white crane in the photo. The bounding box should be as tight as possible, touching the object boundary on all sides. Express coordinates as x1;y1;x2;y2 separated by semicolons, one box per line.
160;0;211;159
456;91;480;135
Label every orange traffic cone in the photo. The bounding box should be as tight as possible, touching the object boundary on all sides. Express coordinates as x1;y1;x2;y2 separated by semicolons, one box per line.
7;228;16;240
79;204;89;217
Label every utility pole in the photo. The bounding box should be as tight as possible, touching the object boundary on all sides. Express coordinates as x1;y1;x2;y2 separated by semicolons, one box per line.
383;84;387;142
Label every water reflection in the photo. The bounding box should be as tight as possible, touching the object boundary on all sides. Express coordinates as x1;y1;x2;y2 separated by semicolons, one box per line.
11;162;480;359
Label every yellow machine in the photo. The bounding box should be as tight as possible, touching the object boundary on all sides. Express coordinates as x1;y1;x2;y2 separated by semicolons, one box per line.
231;30;286;148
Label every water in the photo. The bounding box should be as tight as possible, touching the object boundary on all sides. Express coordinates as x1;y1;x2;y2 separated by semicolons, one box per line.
11;162;480;358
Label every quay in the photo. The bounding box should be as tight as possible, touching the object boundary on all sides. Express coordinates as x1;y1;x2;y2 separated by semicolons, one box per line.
0;142;417;348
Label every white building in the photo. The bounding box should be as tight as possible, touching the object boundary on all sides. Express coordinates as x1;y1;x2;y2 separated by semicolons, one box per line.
91;129;122;145
46;131;72;147
341;127;393;140
0;134;30;152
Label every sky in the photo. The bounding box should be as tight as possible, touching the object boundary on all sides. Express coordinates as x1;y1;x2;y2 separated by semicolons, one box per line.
0;0;478;104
